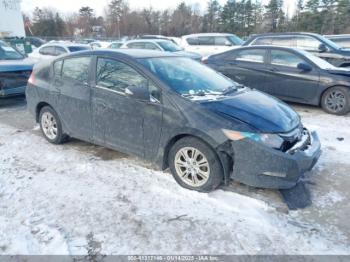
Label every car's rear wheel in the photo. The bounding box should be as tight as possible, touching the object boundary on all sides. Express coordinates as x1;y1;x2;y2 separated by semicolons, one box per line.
168;137;223;192
321;86;350;115
39;106;66;144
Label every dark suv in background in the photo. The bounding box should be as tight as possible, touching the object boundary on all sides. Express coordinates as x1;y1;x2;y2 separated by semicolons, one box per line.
244;32;350;67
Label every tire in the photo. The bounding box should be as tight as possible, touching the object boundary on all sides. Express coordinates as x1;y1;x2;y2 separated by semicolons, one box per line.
321;86;350;115
168;137;223;192
39;106;67;144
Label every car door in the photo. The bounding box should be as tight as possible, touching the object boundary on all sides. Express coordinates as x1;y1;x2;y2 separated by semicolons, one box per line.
198;36;216;56
58;55;93;141
266;49;320;102
183;37;201;54
91;56;163;158
217;48;272;93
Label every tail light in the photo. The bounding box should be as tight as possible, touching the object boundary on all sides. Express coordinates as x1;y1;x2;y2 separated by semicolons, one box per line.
28;73;35;85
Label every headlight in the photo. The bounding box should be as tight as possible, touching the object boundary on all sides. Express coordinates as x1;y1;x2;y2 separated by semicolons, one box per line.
222;129;284;149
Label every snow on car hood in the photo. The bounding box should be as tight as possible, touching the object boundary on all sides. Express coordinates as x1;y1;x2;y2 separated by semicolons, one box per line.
0;58;35;72
201;90;300;133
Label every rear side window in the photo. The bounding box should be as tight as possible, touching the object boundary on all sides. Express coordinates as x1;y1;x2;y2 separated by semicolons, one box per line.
53;60;63;76
144;43;160;50
62;56;90;82
55;46;67;56
270;50;305;68
235;49;265;63
39;46;56;56
96;58;148;94
198;37;215;45
127;42;146;49
186;37;199;45
251;37;273;45
272;36;294;47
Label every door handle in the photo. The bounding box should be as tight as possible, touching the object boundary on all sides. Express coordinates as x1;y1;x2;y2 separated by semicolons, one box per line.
268;68;279;72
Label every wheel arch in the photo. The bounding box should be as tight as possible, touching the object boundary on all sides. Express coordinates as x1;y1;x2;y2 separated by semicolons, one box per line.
319;85;350;106
35;102;52;122
162;132;233;186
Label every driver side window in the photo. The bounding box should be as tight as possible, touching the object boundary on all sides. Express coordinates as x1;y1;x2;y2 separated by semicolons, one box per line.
296;36;322;51
270;50;305;68
96;58;161;101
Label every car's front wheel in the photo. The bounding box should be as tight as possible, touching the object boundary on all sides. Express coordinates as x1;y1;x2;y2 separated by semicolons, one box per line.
169;137;223;192
321;86;350;115
39;106;66;144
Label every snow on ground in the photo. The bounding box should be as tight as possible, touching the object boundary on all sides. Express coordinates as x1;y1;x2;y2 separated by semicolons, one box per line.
0;107;350;255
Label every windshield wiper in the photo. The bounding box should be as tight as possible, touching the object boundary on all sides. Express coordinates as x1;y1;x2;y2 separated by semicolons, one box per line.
222;86;238;95
183;90;207;97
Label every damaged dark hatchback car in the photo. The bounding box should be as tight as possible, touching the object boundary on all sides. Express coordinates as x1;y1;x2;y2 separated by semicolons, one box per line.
26;50;321;192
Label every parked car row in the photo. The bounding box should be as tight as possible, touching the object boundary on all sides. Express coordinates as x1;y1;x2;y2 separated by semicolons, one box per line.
204;45;350;115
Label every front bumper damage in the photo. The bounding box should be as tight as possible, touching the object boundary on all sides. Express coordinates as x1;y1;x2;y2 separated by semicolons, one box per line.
230;130;321;189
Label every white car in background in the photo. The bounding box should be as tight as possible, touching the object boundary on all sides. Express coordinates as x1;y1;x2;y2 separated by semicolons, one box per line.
90;41;111;49
121;39;202;60
181;33;244;56
29;42;91;61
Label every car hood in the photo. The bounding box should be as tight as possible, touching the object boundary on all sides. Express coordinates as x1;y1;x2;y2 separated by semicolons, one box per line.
0;58;34;72
200;90;300;133
326;67;350;77
173;50;202;59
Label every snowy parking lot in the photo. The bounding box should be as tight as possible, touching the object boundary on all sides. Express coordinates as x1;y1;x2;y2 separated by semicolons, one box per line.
0;97;350;255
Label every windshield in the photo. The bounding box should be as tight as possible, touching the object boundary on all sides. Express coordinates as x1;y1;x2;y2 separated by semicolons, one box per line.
299;49;337;69
68;46;90;52
139;57;238;97
0;41;24;60
227;35;244;45
156;41;182;52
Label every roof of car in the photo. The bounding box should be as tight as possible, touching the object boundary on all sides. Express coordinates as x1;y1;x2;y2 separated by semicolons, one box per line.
325;34;350;39
248;32;322;38
124;39;171;44
209;45;308;57
42;42;89;48
182;33;236;38
67;49;178;59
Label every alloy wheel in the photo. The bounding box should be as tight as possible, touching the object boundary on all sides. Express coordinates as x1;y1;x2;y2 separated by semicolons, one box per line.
174;147;210;187
41;111;58;140
325;90;346;113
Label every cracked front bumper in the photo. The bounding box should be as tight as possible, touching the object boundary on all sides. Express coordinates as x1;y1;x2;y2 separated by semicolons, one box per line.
230;130;321;189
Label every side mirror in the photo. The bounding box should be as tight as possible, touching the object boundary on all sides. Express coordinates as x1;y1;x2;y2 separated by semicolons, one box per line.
225;41;233;47
318;43;328;53
125;85;150;101
297;62;312;72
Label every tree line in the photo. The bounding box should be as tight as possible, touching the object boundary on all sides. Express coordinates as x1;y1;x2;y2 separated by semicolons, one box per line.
24;0;350;39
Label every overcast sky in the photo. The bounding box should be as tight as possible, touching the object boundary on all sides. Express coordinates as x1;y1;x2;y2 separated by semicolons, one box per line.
21;0;297;17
